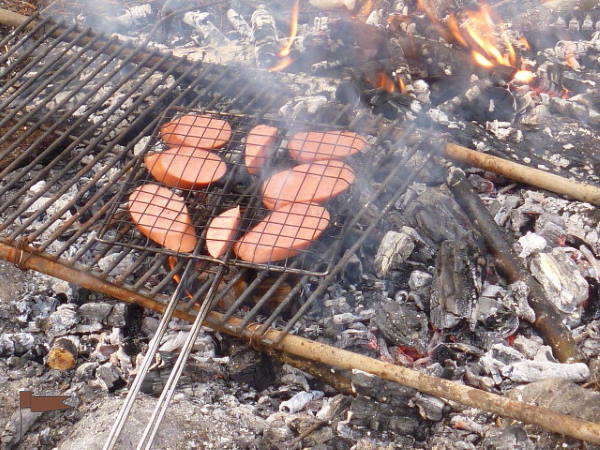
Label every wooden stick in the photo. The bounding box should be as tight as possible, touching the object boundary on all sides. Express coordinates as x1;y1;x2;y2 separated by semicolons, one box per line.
0;7;28;28
445;142;600;206
1;242;600;444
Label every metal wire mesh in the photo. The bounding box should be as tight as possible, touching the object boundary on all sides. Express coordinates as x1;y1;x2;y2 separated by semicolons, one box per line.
0;15;432;337
96;107;376;276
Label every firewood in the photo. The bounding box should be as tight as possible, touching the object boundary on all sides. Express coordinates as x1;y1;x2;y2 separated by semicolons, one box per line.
47;337;78;370
446;168;584;363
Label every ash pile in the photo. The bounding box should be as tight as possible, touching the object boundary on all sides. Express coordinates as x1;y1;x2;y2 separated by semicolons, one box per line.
1;0;600;449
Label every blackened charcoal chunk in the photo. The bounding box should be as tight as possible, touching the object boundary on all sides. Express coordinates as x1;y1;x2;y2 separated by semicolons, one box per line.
430;234;483;329
78;302;112;324
372;301;430;353
348;396;422;435
403;188;473;246
481;426;534;450
351;370;416;407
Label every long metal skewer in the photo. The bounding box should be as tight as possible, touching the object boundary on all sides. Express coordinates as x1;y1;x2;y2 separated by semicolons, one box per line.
102;262;195;450
136;266;226;449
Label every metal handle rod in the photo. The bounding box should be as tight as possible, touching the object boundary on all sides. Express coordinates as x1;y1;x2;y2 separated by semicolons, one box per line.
136;266;225;450
102;262;194;450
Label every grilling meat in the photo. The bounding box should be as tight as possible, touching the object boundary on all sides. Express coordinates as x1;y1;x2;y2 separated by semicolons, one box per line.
128;184;197;253
145;146;227;189
287;131;367;162
261;159;355;209
206;206;241;258
234;203;330;263
245;124;278;175
160;114;232;149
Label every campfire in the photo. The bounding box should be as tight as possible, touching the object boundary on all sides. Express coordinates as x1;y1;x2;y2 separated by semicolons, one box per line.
0;0;599;448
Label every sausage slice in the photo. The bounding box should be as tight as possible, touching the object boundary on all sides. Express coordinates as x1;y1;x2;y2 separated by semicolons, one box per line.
262;159;355;209
206;206;241;258
145;146;227;189
128;184;197;253
245;124;278;175
160;114;232;149
234;203;330;263
287;131;367;162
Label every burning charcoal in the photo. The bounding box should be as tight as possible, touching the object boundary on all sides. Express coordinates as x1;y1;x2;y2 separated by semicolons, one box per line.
372;300;430;353
507;378;600;422
183;12;230;46
106;303;127;328
530;249;589;314
480;426;534;450
42;304;78;339
0;335;14;356
279;390;324;413
503;360;590;383
227;9;254;41
534;214;566;247
479;343;526;385
251;5;279;68
516;232;547;258
411;393;447;421
502;281;536;323
411;79;430;104
430;235;483;330
403;188;472;245
348;396;421;435
408;270;433;291
1;406;43;450
511;335;544;359
490;194;520;227
95;362;124;391
343;253;363;284
351;370;416;406
450;415;488;434
467;174;494;193
374;228;416;277
75;361;99;380
115;4;153;28
316;394;351;421
78;302;112;324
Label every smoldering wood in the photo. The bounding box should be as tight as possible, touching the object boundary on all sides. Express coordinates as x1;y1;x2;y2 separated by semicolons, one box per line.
429;234;483;330
447;168;584;363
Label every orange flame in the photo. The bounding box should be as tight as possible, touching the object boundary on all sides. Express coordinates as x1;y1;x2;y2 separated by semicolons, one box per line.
268;0;299;72
366;71;406;93
512;69;535;84
565;52;580;71
418;0;534;84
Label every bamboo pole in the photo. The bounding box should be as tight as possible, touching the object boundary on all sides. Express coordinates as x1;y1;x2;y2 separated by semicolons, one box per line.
1;242;600;444
445;142;600;206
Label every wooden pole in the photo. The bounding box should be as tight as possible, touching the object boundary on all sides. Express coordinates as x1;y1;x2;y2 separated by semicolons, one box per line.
445;142;600;206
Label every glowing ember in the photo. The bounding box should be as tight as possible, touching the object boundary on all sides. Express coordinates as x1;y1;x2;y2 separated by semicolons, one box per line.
269;0;299;72
512;70;535;84
366;71;405;93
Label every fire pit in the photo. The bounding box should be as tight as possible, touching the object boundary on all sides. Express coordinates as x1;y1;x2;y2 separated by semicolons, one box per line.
0;1;600;448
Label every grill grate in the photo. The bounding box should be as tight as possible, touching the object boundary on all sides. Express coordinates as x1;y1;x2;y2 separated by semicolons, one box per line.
0;15;429;342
